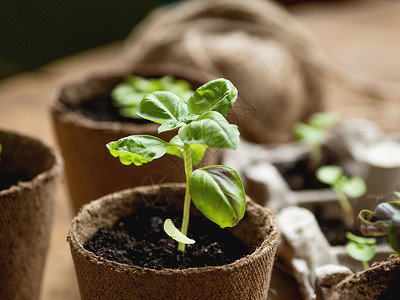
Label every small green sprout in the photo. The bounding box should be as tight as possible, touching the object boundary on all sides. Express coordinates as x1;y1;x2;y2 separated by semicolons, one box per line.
111;75;193;119
106;78;246;252
357;192;400;256
345;231;376;269
316;165;366;226
293;112;339;166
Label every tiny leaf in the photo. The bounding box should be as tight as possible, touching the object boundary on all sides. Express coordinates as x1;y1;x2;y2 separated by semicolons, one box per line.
293;123;324;143
309;112;339;128
137;91;188;124
356;209;391;237
106;135;168;166
316;165;343;185
345;231;376;245
189;165;246;228
342;177;366;198
178;111;239;149
187;78;237;117
346;241;376;262
158;120;184;134
163;219;195;244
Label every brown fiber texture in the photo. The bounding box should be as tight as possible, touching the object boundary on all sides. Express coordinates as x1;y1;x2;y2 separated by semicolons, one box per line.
68;183;280;300
0;130;62;300
51;66;220;214
123;0;325;144
329;255;400;300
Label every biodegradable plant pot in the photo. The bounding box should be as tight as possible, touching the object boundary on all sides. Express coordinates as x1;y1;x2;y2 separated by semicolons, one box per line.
67;183;280;299
51;65;219;213
330;255;400;300
0;130;62;300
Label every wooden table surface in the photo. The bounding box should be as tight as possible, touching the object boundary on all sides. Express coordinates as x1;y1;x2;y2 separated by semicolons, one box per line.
0;1;399;299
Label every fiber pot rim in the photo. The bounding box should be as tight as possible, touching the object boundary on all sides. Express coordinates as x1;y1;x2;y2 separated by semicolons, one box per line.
68;183;280;275
50;64;215;134
0;129;63;197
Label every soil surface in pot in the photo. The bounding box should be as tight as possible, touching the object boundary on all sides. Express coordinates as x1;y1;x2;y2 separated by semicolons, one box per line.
273;154;333;191
0;172;30;191
63;96;149;124
84;206;248;270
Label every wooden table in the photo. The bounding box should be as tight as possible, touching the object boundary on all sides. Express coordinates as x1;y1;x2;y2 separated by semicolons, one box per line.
0;1;399;299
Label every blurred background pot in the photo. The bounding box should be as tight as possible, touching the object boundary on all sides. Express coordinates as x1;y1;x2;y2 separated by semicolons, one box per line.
0;129;62;300
68;183;280;299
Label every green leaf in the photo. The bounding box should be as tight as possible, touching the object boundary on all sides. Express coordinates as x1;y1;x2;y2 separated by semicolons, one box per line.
309;112;339;128
137;91;188;124
343;177;366;198
178;111;239;149
106;135;168;166
346;241;376;262
356;209;391;237
163;219;195;244
388;212;400;255
189;165;246;228
346;231;376;245
316;165;343;185
293;123;324;143
187;78;237;117
158;120;184;134
166;135;207;166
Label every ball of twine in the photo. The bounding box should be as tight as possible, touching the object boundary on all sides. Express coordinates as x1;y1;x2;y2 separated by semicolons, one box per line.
123;0;326;144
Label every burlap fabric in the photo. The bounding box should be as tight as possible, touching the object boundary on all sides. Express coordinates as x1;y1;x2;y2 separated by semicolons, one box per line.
0;130;62;300
51;65;220;213
123;0;325;144
68;183;280;299
329;255;400;300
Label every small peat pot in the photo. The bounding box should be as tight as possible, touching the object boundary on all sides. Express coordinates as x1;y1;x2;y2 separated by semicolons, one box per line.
67;183;280;300
330;255;400;300
0;130;62;300
51;65;218;213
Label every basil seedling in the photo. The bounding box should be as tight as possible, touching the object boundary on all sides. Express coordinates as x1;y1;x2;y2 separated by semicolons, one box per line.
357;192;400;256
345;231;376;269
107;78;246;252
293;112;339;167
316;165;366;226
111;75;193;119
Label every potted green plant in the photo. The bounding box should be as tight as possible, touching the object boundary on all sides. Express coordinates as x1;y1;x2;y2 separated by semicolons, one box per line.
67;79;280;299
0;129;62;300
330;195;400;299
51;64;219;213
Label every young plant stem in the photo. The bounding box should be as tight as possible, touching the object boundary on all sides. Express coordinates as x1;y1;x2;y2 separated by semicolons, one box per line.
336;189;354;228
309;144;322;168
178;143;193;252
362;260;369;270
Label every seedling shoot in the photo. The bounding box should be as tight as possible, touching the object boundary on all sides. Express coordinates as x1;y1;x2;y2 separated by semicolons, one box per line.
106;78;246;252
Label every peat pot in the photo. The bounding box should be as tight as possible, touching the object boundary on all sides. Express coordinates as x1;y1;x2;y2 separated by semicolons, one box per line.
0;130;62;300
51;65;219;213
67;183;280;299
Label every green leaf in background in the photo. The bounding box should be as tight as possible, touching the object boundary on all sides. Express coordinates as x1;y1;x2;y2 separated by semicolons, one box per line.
178;111;239;149
166;135;207;166
293;123;324;144
345;231;376;262
309;112;340;128
163;219;195;245
106;135;168;166
111;75;193;119
316;165;343;185
187;78;237;117
137;91;188;124
342;177;367;198
189;165;246;228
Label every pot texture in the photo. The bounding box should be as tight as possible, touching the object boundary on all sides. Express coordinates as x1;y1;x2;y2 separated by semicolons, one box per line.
0;130;62;300
330;255;400;300
68;183;280;299
51;65;219;213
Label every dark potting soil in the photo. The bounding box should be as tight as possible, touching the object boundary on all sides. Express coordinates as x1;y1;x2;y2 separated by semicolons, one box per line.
62;96;149;124
273;155;331;191
84;206;248;270
0;172;30;191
